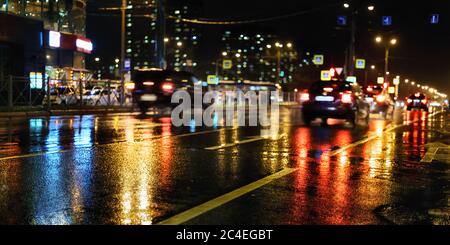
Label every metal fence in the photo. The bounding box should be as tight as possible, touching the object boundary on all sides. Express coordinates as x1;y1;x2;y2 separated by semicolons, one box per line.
0;76;133;111
0;76;46;110
0;76;299;112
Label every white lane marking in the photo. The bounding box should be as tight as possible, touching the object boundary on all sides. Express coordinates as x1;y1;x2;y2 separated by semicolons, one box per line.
156;167;298;225
0;150;71;161
0;127;240;161
204;134;286;150
330;111;443;156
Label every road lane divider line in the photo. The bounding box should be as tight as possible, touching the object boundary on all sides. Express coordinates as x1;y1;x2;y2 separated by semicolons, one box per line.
163;127;239;139
205;137;266;150
0;127;241;161
204;133;286;150
0;150;71;161
329;110;443;157
156;167;298;225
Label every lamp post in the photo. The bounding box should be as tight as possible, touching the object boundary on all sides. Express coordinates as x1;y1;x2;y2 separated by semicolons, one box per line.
215;52;228;77
273;42;292;84
120;0;126;105
344;3;375;77
375;36;397;82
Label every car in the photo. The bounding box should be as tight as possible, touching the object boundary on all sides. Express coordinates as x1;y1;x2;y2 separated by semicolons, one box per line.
43;86;79;106
83;88;120;106
132;69;201;113
363;85;395;118
406;93;428;111
300;80;370;127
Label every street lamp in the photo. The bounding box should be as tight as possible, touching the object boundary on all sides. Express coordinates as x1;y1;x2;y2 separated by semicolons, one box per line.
286;42;293;48
371;65;376;70
375;36;398;81
390;38;398;45
164;37;169;43
95;57;100;62
222;51;228;56
176;41;183;47
266;44;272;49
375;36;382;43
235;53;241;58
345;3;376;77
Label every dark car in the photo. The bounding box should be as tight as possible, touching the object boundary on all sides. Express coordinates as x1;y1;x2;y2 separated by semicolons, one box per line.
301;80;370;127
406;93;429;111
363;85;395;118
132;69;200;113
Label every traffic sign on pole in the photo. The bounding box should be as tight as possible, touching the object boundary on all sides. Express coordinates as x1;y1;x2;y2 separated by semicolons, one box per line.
382;16;392;26
430;14;439;24
207;75;219;85
335;67;343;75
388;86;395;94
393;77;400;85
346;76;357;83
321;70;331;81
377;77;385;84
355;59;365;69
223;60;232;70
337;15;347;26
124;58;131;71
313;55;324;65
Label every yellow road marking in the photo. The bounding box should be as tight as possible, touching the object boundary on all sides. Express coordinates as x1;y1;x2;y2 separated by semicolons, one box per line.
156;167;298;225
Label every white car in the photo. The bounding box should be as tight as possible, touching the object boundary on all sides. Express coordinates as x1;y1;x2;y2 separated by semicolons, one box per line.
43;87;79;105
85;89;120;106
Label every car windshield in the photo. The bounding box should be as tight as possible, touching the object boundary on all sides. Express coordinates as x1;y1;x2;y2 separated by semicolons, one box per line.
364;86;383;96
410;93;426;99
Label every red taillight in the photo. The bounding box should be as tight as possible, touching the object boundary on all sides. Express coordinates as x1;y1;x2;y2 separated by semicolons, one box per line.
300;93;310;102
421;99;427;104
143;81;154;86
376;95;386;103
341;93;353;103
161;82;174;92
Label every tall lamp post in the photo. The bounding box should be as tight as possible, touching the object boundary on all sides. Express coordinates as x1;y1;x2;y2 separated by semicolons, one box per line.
268;42;292;84
120;0;126;105
344;3;375;77
375;36;397;82
215;52;228;77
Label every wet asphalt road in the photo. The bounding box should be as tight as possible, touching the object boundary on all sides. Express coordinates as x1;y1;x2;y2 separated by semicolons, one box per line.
0;106;449;225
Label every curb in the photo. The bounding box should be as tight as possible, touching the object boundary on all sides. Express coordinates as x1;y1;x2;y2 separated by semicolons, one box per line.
0;108;136;118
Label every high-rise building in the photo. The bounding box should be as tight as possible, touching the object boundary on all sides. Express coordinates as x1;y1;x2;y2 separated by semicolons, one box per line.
120;0;202;72
218;30;298;84
125;0;158;70
165;0;202;73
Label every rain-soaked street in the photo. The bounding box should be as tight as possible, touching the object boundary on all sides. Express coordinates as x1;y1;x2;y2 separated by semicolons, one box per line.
0;106;449;225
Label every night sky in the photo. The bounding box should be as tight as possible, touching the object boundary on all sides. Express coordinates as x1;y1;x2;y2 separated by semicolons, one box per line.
87;0;450;93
